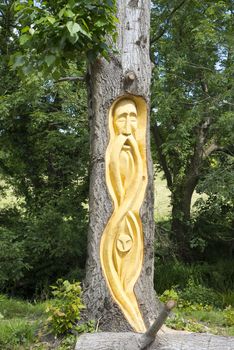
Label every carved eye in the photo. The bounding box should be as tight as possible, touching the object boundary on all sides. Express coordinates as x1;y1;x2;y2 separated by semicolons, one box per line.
130;113;137;123
117;117;126;123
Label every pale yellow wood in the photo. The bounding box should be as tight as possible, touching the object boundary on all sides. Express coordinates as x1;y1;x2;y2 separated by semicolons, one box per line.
100;96;148;332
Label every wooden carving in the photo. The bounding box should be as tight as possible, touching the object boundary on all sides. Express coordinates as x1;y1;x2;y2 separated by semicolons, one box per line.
100;96;148;332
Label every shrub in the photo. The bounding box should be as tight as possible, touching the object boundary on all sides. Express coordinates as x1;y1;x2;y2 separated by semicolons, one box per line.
223;306;234;327
166;313;205;333
180;279;222;308
154;260;234;296
159;288;179;304
46;279;85;335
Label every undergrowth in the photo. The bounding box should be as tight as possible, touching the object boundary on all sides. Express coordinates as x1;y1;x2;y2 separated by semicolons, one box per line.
0;278;233;349
159;281;234;336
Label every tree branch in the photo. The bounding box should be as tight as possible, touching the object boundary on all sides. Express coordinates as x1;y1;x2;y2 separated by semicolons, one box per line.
151;0;188;44
55;76;85;83
203;143;233;158
138;300;176;349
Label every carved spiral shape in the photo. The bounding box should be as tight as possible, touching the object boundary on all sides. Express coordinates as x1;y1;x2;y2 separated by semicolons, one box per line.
100;97;148;332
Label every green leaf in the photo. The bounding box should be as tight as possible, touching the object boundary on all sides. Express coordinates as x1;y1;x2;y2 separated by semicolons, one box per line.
68;33;79;44
11;54;25;69
45;55;56;67
19;34;31;45
66;21;82;36
29;28;35;35
47;16;56;25
64;9;74;18
58;7;66;18
95;20;106;27
21;26;30;34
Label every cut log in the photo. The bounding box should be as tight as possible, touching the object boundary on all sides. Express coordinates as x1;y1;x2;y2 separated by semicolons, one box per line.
75;301;234;350
75;330;234;350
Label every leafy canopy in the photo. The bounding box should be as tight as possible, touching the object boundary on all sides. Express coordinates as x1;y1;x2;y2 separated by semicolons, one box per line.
12;0;117;77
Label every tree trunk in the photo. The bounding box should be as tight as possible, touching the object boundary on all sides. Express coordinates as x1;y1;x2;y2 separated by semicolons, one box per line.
76;1;234;348
83;0;159;332
171;176;198;261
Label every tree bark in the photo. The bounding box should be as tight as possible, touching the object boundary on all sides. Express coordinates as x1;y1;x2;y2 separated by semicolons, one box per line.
171;177;198;261
83;0;159;332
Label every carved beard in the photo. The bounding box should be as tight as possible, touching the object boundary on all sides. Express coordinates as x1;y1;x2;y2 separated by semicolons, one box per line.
108;134;142;207
101;133;146;331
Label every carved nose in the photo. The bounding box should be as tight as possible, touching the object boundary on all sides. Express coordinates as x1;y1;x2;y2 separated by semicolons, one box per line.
123;117;131;135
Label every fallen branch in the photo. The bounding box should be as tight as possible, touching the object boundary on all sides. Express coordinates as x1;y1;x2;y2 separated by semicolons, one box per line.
138;300;176;349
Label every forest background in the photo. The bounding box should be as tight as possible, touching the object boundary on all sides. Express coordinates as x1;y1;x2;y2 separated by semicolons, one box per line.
0;0;233;348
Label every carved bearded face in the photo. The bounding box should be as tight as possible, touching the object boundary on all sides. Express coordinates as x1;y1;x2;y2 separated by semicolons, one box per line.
113;99;137;137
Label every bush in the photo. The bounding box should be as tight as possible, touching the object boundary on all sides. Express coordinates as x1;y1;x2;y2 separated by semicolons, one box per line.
223;306;234;327
0;227;30;290
46;279;85;335
180;279;222;308
154;260;234;296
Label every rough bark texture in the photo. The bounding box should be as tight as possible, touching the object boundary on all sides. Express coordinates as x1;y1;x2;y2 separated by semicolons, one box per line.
75;330;234;350
84;0;159;332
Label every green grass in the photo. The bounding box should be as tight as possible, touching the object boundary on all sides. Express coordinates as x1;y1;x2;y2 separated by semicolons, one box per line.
154;171;171;220
0;295;46;319
0;294;47;349
0;293;233;350
0;318;39;349
175;308;234;336
0;295;80;349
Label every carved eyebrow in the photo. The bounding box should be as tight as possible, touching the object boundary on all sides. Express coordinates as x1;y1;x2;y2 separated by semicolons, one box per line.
116;113;127;119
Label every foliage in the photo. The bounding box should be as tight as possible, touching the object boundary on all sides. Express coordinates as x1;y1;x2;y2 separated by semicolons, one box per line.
223;306;234;327
179;279;222;308
159;288;179;304
0;226;29;288
46;280;85;335
0;293;94;349
159;282;221;310
12;0;117;78
166;312;206;333
192;154;234;259
159;287;234;335
0;2;89;294
57;334;77;350
0;75;89;295
75;320;95;334
151;0;234;258
154;259;234;299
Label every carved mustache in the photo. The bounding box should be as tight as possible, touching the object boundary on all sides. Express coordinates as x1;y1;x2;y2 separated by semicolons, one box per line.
108;134;141;207
114;134;136;151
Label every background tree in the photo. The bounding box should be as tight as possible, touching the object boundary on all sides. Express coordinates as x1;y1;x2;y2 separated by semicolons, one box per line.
0;1;89;295
150;0;234;259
